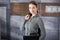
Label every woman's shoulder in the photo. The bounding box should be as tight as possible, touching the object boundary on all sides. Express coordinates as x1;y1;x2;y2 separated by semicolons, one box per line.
36;15;43;22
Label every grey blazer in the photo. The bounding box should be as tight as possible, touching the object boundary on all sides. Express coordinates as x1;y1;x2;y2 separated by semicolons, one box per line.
23;14;46;40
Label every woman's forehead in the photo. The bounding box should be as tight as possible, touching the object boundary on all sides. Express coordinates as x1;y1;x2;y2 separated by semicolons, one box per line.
29;4;36;7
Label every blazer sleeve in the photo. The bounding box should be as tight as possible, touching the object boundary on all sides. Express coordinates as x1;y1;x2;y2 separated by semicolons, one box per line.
37;17;46;40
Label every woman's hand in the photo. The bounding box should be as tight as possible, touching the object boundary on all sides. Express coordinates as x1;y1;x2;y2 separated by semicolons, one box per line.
25;15;30;20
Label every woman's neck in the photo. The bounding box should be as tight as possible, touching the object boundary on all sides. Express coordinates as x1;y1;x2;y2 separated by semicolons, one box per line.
32;13;37;17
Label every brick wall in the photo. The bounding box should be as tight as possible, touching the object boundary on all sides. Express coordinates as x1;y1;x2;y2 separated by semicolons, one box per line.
10;3;40;16
10;3;60;16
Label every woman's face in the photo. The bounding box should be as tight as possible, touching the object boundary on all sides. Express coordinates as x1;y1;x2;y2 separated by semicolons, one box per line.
29;4;38;14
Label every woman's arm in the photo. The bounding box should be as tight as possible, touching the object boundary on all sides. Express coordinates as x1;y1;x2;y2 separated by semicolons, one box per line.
37;18;46;40
22;20;28;31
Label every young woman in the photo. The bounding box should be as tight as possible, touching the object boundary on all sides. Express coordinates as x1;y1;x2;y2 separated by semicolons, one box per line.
23;1;46;40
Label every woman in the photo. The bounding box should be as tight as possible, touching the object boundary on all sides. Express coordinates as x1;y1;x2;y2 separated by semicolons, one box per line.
23;1;46;40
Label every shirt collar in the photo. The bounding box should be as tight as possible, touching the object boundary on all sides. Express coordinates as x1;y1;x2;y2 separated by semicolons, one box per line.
31;13;39;18
30;13;39;20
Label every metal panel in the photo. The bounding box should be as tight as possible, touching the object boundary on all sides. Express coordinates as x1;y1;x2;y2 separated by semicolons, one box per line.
0;0;8;3
59;17;60;40
0;6;7;40
0;0;6;2
0;0;10;40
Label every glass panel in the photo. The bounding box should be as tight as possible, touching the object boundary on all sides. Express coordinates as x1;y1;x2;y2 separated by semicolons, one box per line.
0;7;7;40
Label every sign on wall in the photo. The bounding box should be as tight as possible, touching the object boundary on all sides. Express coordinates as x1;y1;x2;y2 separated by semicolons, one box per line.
45;6;60;13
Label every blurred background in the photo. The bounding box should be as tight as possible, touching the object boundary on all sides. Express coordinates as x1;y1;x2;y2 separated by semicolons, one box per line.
0;0;60;40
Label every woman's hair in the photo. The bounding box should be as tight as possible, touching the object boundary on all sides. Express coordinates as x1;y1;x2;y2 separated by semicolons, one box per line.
29;1;38;7
27;13;32;17
29;1;38;13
